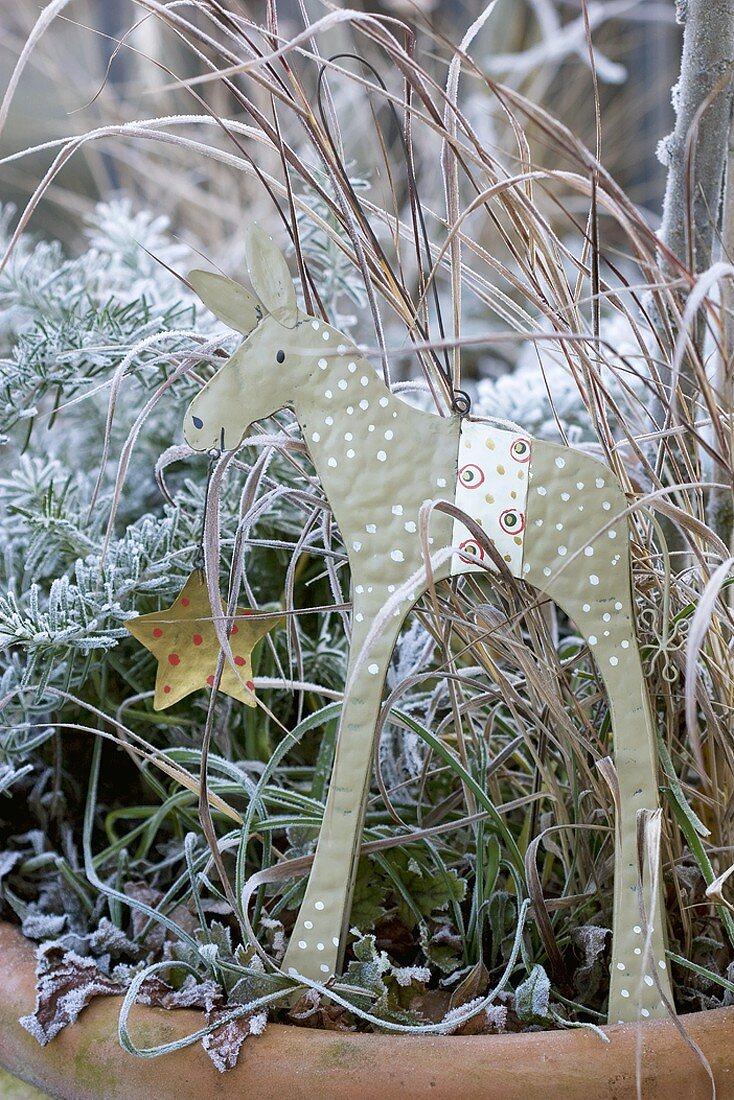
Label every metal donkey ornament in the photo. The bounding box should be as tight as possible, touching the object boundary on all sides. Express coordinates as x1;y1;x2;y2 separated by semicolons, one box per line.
184;226;673;1024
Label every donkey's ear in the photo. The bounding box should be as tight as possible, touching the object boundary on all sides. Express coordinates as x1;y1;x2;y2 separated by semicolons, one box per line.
245;224;298;329
188;270;263;335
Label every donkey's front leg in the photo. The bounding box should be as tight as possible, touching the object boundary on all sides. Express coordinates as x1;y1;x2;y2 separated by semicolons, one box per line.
282;593;406;982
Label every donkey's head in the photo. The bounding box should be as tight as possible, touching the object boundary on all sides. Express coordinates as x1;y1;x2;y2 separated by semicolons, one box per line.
184;225;306;452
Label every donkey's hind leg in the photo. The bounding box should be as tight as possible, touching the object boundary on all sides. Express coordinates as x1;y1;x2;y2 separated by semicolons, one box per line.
551;577;673;1021
282;594;406;982
523;444;674;1022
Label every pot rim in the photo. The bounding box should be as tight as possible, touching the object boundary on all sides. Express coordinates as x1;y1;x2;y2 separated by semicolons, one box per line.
0;920;732;1100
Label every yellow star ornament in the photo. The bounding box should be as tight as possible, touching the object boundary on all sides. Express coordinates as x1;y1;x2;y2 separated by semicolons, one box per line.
125;570;279;710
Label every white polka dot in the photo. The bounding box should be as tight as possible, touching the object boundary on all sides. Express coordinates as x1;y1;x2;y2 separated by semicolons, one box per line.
589;574;599;585
523;563;531;575
325;390;333;399
368;663;379;675
555;456;566;468
322;330;330;341
641;1008;650;1018
603;613;611;622
584;547;594;556
338;379;348;390
348;361;357;373
311;432;320;442
602;501;611;510
359;400;369;409
379;397;389;407
614;601;623;611
610;656;619;666
437;478;447;487
377;450;387;462
337;344;346;355
387;585;395;592
537;487;547;496
644;975;654;987
318;358;327;370
352;540;361;551
344;432;353;440
555;522;564;531
332;937;339;947
633;925;642;935
535;519;544;527
320;964;330;973
304;920;313;929
557;546;567;556
366;523;376;533
328;457;337;468
355;584;364;593
589;635;597;645
385;430;394;440
325;416;334;425
620;989;630;998
561;492;570;501
346;406;354;415
404;521;416;532
576;482;584;490
543;566;552;577
346;449;354;458
617;963;626;971
595;478;605;488
317;942;325;951
658;960;666;970
391;549;404;561
608;530;617;539
312;320;320;330
355;612;364;622
634;947;641;955
582;603;591;612
298;940;307;949
314;901;325;910
392;505;403;515
360;376;369;387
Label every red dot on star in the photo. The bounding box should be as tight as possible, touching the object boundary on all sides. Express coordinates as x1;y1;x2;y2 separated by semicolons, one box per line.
206;674;215;686
181;598;190;607
153;627;163;638
234;655;246;667
231;625;238;636
192;634;203;646
246;681;255;692
168;653;180;666
163;685;171;694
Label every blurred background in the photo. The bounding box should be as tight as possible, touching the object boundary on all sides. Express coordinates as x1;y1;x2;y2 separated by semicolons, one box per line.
0;1;681;242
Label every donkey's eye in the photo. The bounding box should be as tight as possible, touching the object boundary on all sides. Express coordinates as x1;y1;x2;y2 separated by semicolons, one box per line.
276;350;286;363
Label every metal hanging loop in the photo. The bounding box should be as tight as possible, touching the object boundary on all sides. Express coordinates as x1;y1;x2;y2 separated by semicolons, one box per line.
451;389;472;417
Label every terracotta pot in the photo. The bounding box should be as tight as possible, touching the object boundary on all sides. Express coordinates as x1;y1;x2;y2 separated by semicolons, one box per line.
0;922;732;1100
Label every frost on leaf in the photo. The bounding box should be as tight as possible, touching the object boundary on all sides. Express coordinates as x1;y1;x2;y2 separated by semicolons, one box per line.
571;924;610;998
21;912;68;941
19;942;123;1045
514;964;552;1023
135;974;222;1014
202;1008;268;1073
